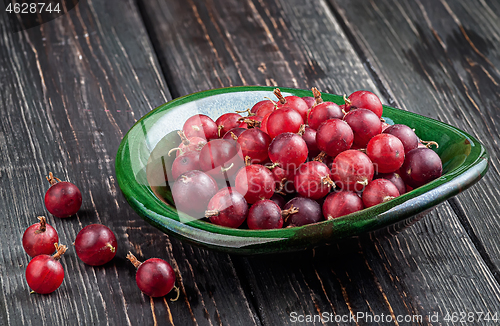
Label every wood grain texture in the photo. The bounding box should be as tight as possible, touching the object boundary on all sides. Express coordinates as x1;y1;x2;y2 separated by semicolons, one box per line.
0;1;259;325
330;0;500;280
138;0;500;324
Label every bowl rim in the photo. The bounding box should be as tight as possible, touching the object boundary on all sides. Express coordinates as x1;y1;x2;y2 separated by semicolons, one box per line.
115;86;489;252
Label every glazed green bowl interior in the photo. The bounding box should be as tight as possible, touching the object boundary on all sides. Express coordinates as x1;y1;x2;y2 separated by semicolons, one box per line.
115;86;489;255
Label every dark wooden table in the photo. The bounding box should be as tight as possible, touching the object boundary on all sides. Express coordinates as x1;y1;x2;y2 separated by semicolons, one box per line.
1;0;499;325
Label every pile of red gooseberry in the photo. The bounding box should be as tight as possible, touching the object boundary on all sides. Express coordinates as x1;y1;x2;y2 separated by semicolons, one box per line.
169;88;443;229
22;173;178;299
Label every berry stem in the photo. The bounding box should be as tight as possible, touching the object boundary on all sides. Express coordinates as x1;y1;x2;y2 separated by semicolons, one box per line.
126;251;143;269
46;172;61;185
52;243;67;260
230;132;238;141
263;97;278;109
275;178;287;195
311;87;323;105
168;147;182;156
265;162;280;170
313;152;327;163
321;175;335;188
421;140;439;149
343;94;351;106
217;125;224;138
238;118;261;128
382;196;395;203
281;204;299;222
35;216;47;233
297;124;306;136
273;88;287;105
177;131;190;146
220;163;234;174
170;285;181;302
106;243;116;253
235;108;255;116
244;156;252;166
205;210;220;218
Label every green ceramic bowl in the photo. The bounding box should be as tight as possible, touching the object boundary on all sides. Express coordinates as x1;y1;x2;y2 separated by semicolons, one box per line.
115;86;489;255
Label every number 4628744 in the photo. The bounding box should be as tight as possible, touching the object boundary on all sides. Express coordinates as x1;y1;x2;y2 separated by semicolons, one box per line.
5;2;61;14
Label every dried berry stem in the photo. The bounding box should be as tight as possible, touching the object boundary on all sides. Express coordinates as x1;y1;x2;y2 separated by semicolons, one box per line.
238;118;261;128
321;175;335;188
421;140;439;149
235;108;255;116
106;243;116;253
245;156;252;166
205;210;220;218
168;147;182;156
275;178;287;195
217;125;224;137
281;204;299;222
273;88;287;105
313;151;327;162
52;243;67;260
265;162;280;170
126;251;142;269
177;131;190;145
311;87;323;105
297;124;306;136
343;94;351;106
170;285;181;302
263;97;278;109
356;178;369;186
220;163;234;174
46;172;61;185
36;216;47;233
382;196;395;203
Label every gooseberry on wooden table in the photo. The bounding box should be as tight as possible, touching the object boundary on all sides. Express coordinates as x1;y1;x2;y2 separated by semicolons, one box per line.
22;216;59;258
44;172;82;218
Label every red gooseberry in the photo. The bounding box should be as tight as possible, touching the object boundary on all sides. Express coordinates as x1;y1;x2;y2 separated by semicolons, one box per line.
343;108;382;148
237;128;272;164
366;134;405;173
182;114;218;140
273;88;309;121
331;150;374;192
22;216;59;257
362;179;400;208
315;119;354;158
322;191;364;219
345;90;383;118
44;172;82;218
235;158;276;204
215;113;242;138
205;188;248;228
75;224;117;266
247;200;284;230
127;252;179;299
400;148;443;188
383;124;419;154
294;161;334;200
26;243;67;294
171;170;218;216
268;132;308;172
307;87;343;130
266;107;304;138
282;197;323;227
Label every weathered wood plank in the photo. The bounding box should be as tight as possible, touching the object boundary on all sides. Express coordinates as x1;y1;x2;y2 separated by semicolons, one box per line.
0;1;259;325
139;0;500;324
330;0;500;279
